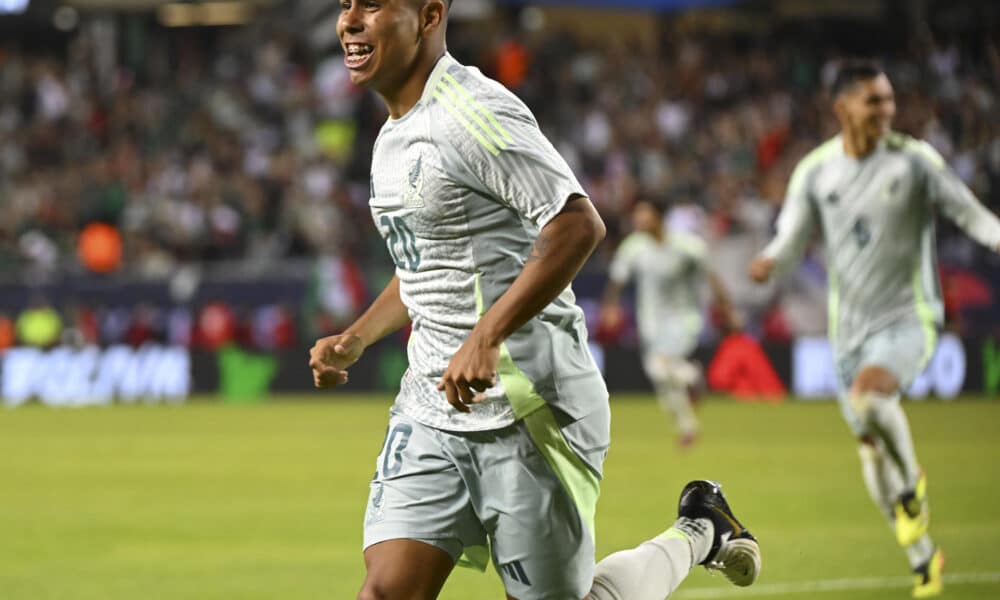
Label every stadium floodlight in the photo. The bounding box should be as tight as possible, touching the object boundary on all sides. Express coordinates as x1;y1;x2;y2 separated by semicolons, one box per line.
0;0;29;14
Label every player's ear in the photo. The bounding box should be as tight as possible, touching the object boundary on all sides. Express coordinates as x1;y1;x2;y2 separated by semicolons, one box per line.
832;93;848;121
420;0;445;34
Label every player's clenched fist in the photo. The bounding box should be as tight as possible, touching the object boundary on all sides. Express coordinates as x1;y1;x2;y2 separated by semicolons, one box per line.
748;256;776;284
438;330;499;413
309;334;364;389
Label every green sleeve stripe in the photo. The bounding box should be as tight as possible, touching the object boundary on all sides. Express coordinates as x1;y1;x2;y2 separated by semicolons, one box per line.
905;138;946;170
911;264;939;367
474;273;485;315
789;136;839;198
436;80;509;152
433;90;500;157
441;72;514;144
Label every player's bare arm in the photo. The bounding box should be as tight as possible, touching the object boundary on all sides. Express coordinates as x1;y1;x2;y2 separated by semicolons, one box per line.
748;256;775;283
749;154;821;285
310;275;410;388
437;194;606;412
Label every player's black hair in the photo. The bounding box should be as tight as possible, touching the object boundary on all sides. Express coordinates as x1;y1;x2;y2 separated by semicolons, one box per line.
831;60;885;97
638;194;670;216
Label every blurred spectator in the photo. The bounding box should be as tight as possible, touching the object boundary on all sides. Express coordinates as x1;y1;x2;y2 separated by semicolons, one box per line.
0;3;997;347
194;301;237;350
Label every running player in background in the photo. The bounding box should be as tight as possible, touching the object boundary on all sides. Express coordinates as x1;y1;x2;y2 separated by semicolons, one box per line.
601;197;740;447
750;60;1000;598
310;1;760;598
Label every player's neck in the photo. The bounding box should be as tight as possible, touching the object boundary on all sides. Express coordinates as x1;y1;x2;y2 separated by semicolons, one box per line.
841;129;881;159
379;48;447;120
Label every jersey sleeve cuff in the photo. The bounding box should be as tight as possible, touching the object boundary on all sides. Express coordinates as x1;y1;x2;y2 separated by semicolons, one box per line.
533;187;589;231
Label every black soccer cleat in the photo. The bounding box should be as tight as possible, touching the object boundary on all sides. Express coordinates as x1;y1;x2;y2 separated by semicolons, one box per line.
677;480;761;586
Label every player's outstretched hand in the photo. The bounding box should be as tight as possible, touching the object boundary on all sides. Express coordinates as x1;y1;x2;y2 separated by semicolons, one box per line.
438;330;499;413
309;334;364;389
748;256;776;284
599;302;624;331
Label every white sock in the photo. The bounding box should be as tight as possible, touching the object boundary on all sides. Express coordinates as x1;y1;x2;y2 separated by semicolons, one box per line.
590;518;713;600
866;393;921;489
906;535;936;571
859;442;936;570
859;441;901;523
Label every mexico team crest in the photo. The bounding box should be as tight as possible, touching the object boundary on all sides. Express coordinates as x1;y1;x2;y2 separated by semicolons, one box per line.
403;152;425;208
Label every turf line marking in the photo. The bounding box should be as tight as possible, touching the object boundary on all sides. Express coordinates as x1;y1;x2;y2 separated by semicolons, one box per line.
674;572;1000;598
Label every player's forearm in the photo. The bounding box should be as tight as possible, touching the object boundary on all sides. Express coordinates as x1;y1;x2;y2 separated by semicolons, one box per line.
760;224;809;277
758;196;816;277
343;275;410;348
708;271;733;313
476;196;605;346
941;195;1000;253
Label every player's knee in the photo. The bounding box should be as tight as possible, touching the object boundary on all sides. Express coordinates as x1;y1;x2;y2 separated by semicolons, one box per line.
848;390;877;421
850;389;899;425
357;576;424;600
647;356;698;388
356;584;383;600
852;366;899;397
356;585;405;600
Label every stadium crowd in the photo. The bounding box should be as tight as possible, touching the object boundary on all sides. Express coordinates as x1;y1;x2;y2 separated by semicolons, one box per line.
2;8;999;348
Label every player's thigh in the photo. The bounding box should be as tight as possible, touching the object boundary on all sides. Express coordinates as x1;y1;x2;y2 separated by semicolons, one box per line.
362;411;486;595
360;539;455;600
642;345;697;384
835;325;931;435
479;408;607;600
851;325;932;395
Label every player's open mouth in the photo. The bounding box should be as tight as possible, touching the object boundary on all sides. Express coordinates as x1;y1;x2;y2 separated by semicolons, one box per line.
345;43;375;69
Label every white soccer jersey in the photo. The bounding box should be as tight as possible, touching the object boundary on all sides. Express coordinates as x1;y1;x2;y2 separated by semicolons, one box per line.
609;231;709;356
369;53;607;431
762;133;1000;356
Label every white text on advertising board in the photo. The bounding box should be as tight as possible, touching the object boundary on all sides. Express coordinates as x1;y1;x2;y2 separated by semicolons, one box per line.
2;345;191;407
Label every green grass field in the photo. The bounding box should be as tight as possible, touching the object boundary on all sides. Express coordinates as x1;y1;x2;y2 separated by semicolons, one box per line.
1;396;998;599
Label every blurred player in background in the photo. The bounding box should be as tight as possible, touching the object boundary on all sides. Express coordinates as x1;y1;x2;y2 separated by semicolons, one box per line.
310;0;760;598
750;60;1000;598
601;197;739;447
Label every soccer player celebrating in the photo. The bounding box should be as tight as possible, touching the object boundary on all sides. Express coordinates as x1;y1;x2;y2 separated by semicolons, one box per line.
750;61;1000;598
600;198;739;447
310;1;761;598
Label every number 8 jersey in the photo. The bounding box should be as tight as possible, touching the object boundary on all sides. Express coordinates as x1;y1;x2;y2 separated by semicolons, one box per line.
368;53;607;432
